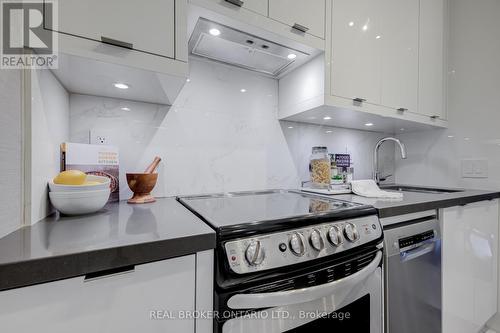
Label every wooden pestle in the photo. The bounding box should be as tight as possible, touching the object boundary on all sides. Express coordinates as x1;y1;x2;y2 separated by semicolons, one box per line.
144;156;161;174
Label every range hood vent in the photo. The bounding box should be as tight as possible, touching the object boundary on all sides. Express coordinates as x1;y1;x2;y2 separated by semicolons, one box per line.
189;18;309;77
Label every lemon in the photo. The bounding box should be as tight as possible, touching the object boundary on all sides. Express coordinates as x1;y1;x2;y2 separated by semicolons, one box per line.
53;170;87;185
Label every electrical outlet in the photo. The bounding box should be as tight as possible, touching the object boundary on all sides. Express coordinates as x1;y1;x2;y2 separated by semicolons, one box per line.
90;130;112;145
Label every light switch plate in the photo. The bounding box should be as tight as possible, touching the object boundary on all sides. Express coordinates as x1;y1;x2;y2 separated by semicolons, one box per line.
461;159;488;178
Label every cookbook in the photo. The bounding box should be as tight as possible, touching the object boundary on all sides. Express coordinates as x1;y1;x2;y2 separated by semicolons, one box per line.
60;143;120;202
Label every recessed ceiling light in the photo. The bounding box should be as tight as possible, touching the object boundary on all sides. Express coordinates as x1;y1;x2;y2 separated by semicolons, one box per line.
288;126;294;129
447;135;454;138
400;128;405;131
464;137;470;141
323;116;332;120
362;25;368;31
186;78;190;82
376;35;381;39
113;82;129;89
287;53;297;60
326;130;333;133
209;28;221;36
240;88;246;93
365;123;374;127
121;107;131;111
348;22;354;27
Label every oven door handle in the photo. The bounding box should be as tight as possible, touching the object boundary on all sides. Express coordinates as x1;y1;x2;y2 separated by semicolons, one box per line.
227;250;382;309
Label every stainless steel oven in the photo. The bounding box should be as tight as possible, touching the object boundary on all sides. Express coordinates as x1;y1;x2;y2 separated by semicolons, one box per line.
178;190;384;333
217;248;383;333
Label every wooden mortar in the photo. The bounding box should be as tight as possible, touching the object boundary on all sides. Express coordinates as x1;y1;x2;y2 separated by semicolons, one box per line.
126;173;158;204
126;156;161;204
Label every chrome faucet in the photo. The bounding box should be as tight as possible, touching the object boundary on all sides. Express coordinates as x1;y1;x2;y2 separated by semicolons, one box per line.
373;137;407;183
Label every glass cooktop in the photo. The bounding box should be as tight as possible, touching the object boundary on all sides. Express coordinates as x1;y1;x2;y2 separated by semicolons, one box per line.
178;190;365;229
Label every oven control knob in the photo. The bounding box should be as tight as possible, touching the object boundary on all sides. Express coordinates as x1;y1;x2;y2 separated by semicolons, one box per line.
344;223;360;242
245;240;265;266
328;226;343;246
289;232;306;256
309;229;325;251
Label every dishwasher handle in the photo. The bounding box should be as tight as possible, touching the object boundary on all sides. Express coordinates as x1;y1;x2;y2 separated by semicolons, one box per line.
400;239;439;263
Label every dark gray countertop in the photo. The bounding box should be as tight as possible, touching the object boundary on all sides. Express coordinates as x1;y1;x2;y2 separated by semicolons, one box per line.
331;185;500;218
0;198;215;291
1;186;498;291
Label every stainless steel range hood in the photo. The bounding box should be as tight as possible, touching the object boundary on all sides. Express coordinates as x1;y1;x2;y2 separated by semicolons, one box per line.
189;18;310;77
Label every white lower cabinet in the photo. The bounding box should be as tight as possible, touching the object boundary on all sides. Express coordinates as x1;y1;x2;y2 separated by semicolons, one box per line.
0;255;197;333
441;199;499;333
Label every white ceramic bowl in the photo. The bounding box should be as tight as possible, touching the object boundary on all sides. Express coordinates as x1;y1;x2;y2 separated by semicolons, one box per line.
49;188;110;215
49;175;110;192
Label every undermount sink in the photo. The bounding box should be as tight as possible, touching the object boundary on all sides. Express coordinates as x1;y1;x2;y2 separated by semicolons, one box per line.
381;185;464;194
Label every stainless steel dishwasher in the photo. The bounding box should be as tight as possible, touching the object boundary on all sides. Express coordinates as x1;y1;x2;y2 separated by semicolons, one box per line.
384;216;441;333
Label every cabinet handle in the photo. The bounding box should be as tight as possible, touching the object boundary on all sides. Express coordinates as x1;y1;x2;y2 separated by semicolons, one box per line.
224;0;244;7
292;23;309;33
353;97;366;103
101;36;134;50
397;108;408;113
84;265;135;282
430;115;439;120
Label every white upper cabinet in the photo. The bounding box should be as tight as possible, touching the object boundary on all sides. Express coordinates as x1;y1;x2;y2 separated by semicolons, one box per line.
331;0;418;110
331;0;382;104
269;0;326;39
240;0;268;16
48;0;176;59
418;0;446;119
278;0;448;131
209;0;269;16
380;0;419;113
43;0;189;105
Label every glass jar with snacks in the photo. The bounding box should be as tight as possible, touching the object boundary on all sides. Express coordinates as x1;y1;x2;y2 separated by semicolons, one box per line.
309;147;331;188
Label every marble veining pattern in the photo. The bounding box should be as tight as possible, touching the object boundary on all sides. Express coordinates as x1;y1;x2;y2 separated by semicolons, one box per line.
70;59;300;199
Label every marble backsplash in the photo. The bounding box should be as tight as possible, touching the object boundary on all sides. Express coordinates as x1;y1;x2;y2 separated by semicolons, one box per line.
281;121;396;183
69;59;395;200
